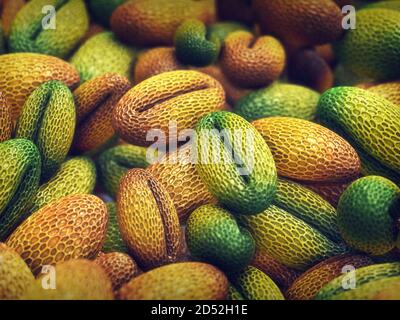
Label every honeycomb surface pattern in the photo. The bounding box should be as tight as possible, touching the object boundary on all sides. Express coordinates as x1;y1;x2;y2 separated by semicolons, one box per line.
252;117;361;182
329;276;400;300
0;91;12;142
0;243;35;300
9;0;89;58
147;144;217;222
29;157;96;213
6;194;108;275
234;82;320;121
195;111;277;215
220;31;285;88
231;266;285;300
117;169;182;269
103;202;128;253
251;250;300;292
73;73;131;153
275;178;341;242
24;259;114;300
337;176;400;256
315;262;400;300
111;0;216;46
286;254;374;300
186;205;255;272
0;139;41;240
113;70;225;146
0;53;80;121
365;0;400;10
336;8;400;80
97;144;149;197
253;0;343;47
227;285;244;300
303;180;351;208
118;262;228;300
15;80;76;179
317;87;400;174
357;140;400;186
174;19;220;67
367;81;400;106
134;47;184;84
70;32;136;83
239;205;347;270
95;252;141;291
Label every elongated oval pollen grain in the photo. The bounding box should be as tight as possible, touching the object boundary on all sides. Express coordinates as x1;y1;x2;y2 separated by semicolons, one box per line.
6;194;108;275
113;70;225;146
117;169;182;269
73;73;131;153
0;53;80;122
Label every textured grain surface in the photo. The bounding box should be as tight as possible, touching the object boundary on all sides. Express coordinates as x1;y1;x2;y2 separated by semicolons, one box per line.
230;266;285;300
134;47;184;84
111;0;216;46
239;205;347;270
0;243;35;300
24;259;113;300
253;0;343;47
234;83;320;121
9;0;89;58
251;250;300;291
195;64;251;104
15;81;76;179
70;32;136;83
317;86;400;174
275;178;341;243
302;180;352;208
117;169;181;269
73;73;131;153
0;53;80;122
221;31;285;88
330;276;400;300
286;254;374;300
174;19;220;67
97;144;149;197
29;157;96;213
113;70;225;146
6;194;108;275
118;262;228;300
148;144;216;222
252;117;360;182
337;176;400;256
336;8;400;80
315;262;400;300
95;252;141;291
357;138;400;186
186;205;255;271
367;81;400;106
196;111;277;215
0;139;41;240
0;91;12;142
103;202;127;254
